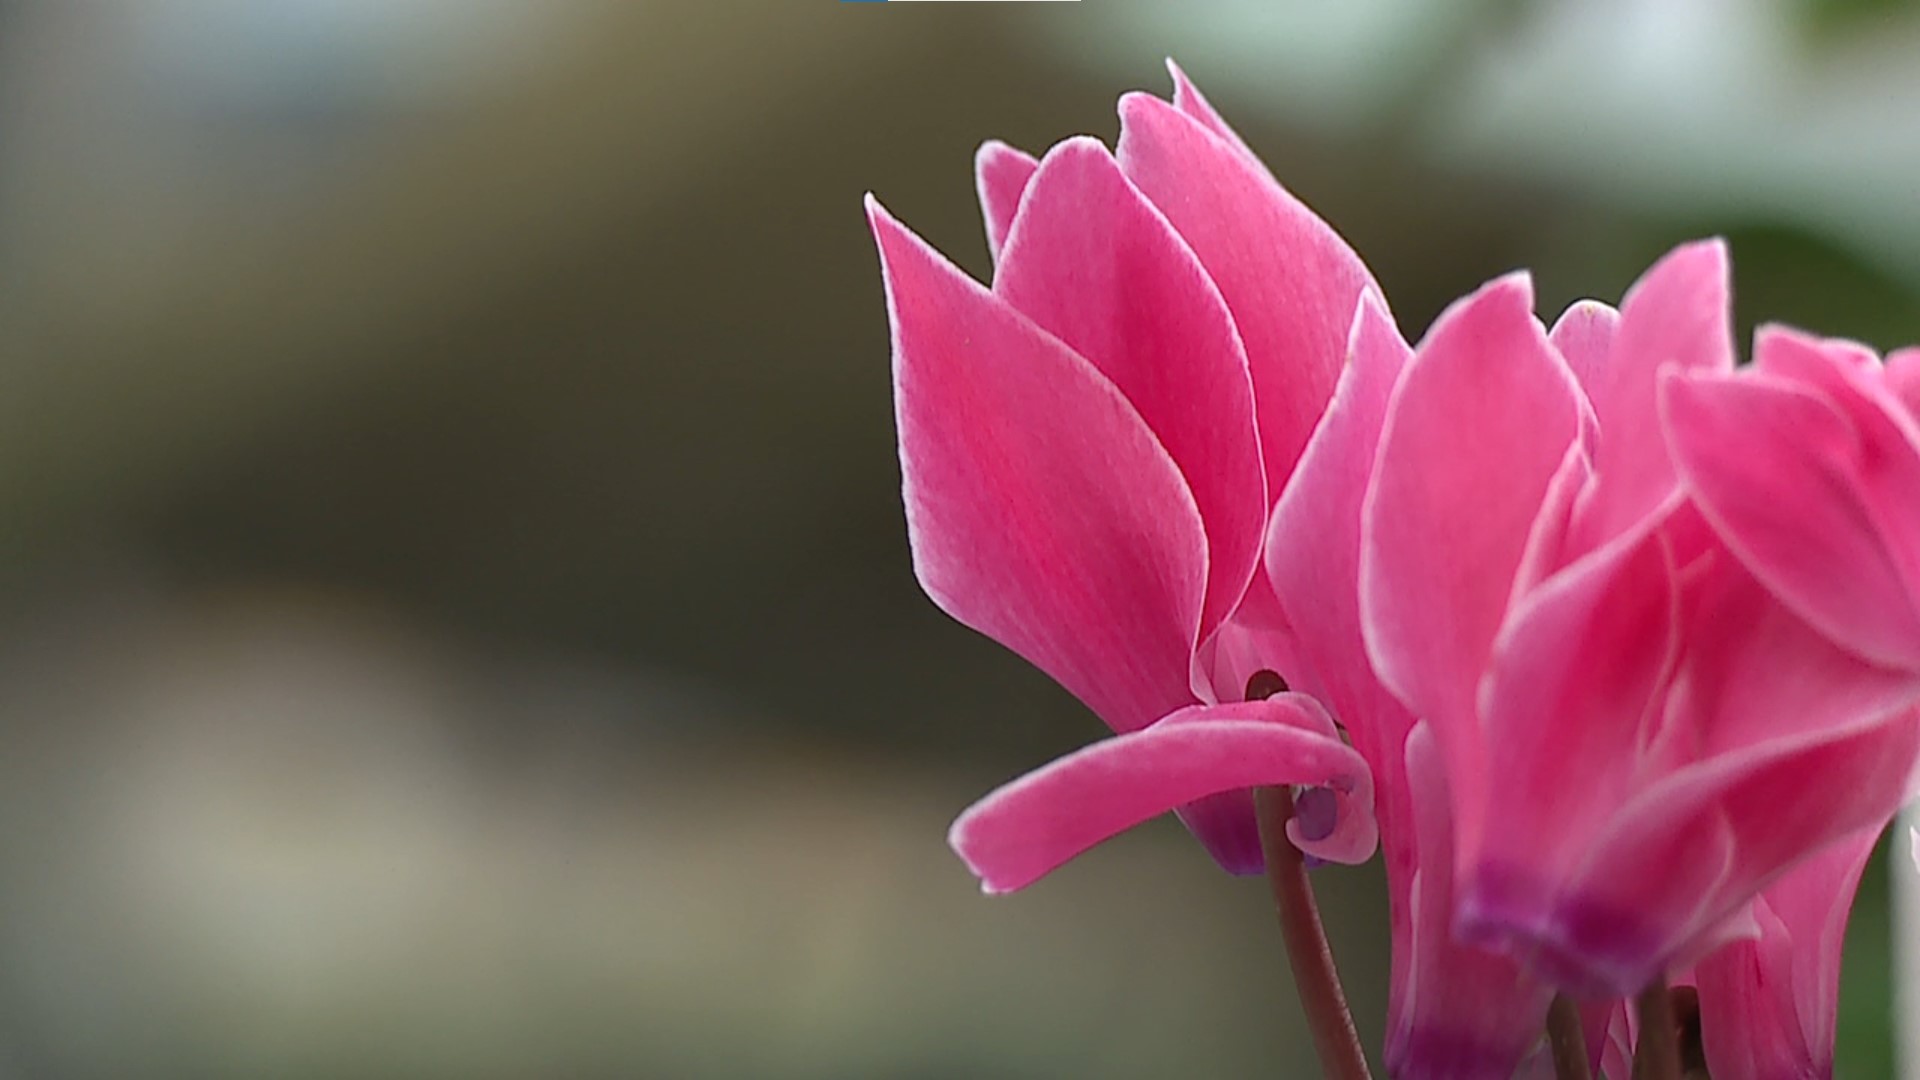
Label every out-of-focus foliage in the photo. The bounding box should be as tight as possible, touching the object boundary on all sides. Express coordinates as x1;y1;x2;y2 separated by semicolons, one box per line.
1798;0;1920;40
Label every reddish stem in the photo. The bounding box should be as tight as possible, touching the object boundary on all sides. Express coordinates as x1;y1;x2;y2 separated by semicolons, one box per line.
1254;786;1373;1080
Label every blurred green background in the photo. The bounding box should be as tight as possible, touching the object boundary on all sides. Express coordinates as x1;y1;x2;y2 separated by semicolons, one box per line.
0;1;1914;1076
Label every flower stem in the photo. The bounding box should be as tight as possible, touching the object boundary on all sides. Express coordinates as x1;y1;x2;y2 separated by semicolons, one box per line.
1254;786;1372;1080
1546;994;1592;1080
1630;978;1680;1080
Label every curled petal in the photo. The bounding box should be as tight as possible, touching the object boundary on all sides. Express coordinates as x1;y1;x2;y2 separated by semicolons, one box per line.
870;197;1206;736
949;695;1376;894
1116;87;1377;489
1662;356;1920;672
997;138;1266;645
975;139;1038;266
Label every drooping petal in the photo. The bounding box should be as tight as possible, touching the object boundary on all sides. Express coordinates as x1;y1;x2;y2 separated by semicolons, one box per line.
1548;298;1620;404
1695;825;1883;1080
974;140;1037;266
996;138;1266;646
1385;725;1552;1078
1571;239;1734;554
1662;359;1920;672
1361;272;1586;811
870;197;1206;738
948;695;1377;894
1116;88;1378;490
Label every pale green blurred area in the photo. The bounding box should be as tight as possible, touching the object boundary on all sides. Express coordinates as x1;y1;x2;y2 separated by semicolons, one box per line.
0;1;1913;1076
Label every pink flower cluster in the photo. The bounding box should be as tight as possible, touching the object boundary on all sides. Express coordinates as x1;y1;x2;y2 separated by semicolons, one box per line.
869;63;1920;1079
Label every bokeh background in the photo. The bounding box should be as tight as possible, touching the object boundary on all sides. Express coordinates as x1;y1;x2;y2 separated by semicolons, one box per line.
0;0;1916;1076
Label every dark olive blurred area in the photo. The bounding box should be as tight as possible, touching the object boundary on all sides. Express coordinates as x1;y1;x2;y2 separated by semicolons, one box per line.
0;2;1915;1077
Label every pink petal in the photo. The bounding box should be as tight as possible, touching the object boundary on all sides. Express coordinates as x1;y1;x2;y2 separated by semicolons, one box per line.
1548;689;1917;995
1754;328;1920;616
1267;291;1414;769
1579;1001;1628;1080
1509;440;1596;603
1197;607;1303;709
1596;1004;1635;1080
1461;525;1681;958
1116;89;1378;491
1164;59;1268;173
1600;658;1915;973
1385;725;1552;1077
1663;532;1920;758
1268;302;1551;1071
948;695;1377;894
1695;897;1808;1080
1754;324;1882;385
1481;544;1919;995
995;138;1266;646
1264;294;1428;964
975;140;1038;266
1572;239;1734;553
1361;272;1586;812
1695;825;1882;1080
870;197;1207;737
1548;298;1620;403
1886;346;1920;417
1775;828;1880;1065
1662;359;1920;671
1170;788;1265;877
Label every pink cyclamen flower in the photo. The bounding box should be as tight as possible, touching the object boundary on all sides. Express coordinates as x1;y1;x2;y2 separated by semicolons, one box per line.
1265;295;1552;1073
870;63;1379;888
1692;824;1885;1080
1361;248;1920;997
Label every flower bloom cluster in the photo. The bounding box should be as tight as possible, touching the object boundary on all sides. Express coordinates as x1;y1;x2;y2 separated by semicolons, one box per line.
869;63;1920;1079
